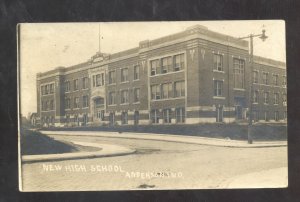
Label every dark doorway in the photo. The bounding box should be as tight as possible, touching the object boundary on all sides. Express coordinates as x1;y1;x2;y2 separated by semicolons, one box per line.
216;105;223;122
234;97;246;120
109;112;115;126
134;111;139;125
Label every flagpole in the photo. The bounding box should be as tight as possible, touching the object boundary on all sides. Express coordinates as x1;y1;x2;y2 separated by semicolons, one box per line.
98;24;101;53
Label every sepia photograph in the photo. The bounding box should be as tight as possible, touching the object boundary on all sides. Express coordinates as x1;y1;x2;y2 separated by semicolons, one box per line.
18;21;287;191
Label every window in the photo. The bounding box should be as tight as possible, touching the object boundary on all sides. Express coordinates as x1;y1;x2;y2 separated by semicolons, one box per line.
121;112;128;125
74;114;79;125
151;84;161;100
93;74;104;87
108;71;116;84
214;80;223;97
65;81;70;92
253;90;259;103
82;77;89;89
121;68;129;82
109;112;115;125
66;115;70;123
134;65;140;80
264;92;269;104
213;54;223;71
44;101;49;111
41;86;45;95
49;84;54;94
41;101;45;111
74;97;80;108
253;71;259;84
95;98;104;108
151;109;160;124
121;90;129;104
163;109;172;123
253;111;259;122
161;83;172;99
65;98;70;109
134;88;140;102
273;74;279;86
108;92;116;105
274;111;279;121
175;107;185;123
283;111;287;120
83;95;89;108
233;58;245;89
74;79;79;91
97;110;105;121
262;72;268;85
282;76;287;86
161;57;172;74
274;93;279;105
45;85;49;94
283;93;287;106
150;59;160;76
49;100;54;110
264;111;269;121
174;54;184;71
174;81;185;97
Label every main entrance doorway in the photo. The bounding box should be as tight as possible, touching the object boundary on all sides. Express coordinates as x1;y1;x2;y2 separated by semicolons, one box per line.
234;97;246;120
93;97;105;122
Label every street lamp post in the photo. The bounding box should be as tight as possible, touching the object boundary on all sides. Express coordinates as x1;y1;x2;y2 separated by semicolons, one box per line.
239;29;268;144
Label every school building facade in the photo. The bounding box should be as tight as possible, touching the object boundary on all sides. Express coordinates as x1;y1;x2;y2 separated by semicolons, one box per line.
36;25;287;127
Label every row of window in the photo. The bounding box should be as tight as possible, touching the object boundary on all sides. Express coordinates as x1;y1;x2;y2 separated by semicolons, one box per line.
253;71;286;86
108;108;185;125
41;100;54;111
108;88;140;105
253;91;287;105
65;95;89;109
101;108;185;125
213;80;287;105
108;65;140;84
252;111;287;122
151;108;185;124
41;83;54;95
65;114;89;125
151;81;185;100
64;66;140;91
65;77;89;92
150;54;184;76
214;54;286;88
92;73;104;87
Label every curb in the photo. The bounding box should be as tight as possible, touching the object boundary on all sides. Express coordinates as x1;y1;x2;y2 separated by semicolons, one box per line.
22;141;136;163
41;131;287;149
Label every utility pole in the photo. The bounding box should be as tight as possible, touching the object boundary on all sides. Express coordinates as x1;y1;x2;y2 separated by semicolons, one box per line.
248;34;254;144
239;29;268;144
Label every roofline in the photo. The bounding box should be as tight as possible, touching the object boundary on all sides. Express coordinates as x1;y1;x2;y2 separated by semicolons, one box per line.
253;55;286;69
37;24;285;78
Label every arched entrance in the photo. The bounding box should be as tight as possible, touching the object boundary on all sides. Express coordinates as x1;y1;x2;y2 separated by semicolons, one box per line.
93;97;105;122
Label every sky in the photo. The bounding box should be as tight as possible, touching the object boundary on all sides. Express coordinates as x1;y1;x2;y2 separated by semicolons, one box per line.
19;20;286;117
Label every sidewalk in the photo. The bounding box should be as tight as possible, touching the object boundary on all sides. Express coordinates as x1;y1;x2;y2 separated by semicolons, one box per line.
220;167;288;188
41;130;287;148
22;141;136;163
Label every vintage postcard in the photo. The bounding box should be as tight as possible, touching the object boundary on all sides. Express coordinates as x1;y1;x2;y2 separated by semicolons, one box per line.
18;21;287;191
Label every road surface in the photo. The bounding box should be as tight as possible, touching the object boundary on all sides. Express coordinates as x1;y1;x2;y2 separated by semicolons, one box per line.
20;133;287;191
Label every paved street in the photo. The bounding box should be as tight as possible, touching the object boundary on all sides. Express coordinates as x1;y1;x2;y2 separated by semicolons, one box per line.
21;133;287;191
